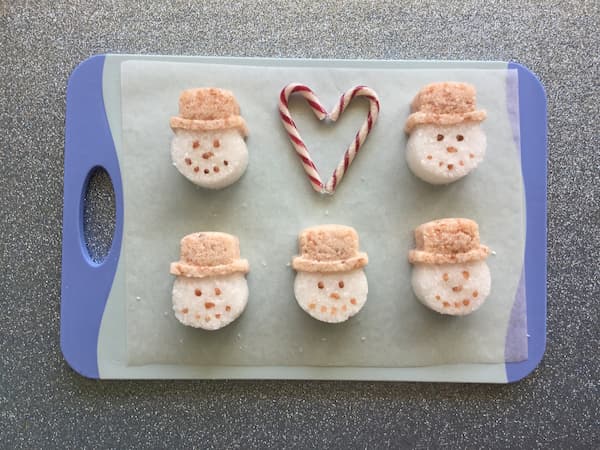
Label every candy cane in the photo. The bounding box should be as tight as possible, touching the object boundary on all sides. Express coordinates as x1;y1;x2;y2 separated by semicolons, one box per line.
279;83;380;194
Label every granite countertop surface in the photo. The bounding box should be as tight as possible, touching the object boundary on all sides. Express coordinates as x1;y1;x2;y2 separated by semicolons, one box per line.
1;1;598;448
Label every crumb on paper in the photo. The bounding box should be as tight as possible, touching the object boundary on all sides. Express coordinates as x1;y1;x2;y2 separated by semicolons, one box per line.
285;262;291;267
179;339;184;344
298;346;303;353
325;210;329;216
491;250;497;255
360;336;367;342
320;337;327;342
261;261;267;267
163;311;169;316
135;296;141;301
237;333;241;339
242;202;247;208
360;176;365;182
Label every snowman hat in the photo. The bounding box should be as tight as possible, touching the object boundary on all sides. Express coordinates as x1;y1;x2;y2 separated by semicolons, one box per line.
404;82;487;133
408;218;490;265
292;225;368;273
170;232;249;278
170;88;249;136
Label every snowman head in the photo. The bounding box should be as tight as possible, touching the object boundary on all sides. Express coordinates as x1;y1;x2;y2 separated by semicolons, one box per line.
405;82;487;185
408;218;492;315
170;88;249;189
292;225;369;323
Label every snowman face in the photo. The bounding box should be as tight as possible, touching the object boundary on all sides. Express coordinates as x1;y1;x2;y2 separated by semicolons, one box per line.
171;129;248;189
411;260;491;315
406;122;486;184
172;273;248;330
294;269;368;323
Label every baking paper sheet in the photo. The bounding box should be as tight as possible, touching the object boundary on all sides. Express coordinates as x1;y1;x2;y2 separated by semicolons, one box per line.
121;60;526;367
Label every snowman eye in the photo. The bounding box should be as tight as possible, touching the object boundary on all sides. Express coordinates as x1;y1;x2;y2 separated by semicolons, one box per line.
436;134;444;141
317;281;324;289
338;281;344;288
456;134;464;141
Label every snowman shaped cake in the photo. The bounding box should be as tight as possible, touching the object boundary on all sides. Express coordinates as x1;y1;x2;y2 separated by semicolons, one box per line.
170;88;249;189
170;232;250;330
292;225;369;323
408;218;491;316
404;82;487;185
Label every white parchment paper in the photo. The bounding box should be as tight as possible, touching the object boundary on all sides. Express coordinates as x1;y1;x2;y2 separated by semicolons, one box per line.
121;60;525;367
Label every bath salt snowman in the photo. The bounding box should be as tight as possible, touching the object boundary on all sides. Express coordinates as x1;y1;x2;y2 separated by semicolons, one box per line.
404;82;487;185
170;232;250;330
170;88;249;189
408;218;491;316
292;225;369;323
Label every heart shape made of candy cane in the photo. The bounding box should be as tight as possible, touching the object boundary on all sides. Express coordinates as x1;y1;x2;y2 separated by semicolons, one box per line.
279;83;380;194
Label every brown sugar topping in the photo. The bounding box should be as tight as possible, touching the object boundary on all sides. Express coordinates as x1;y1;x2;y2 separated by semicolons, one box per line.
195;289;202;297
454;302;461;307
204;302;215;309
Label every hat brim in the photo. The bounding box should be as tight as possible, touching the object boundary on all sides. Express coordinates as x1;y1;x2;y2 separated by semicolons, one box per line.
170;116;249;137
292;253;368;272
408;246;490;265
405;110;487;134
170;259;249;278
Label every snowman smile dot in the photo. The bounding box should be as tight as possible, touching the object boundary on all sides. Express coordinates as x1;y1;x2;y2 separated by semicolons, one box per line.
215;313;221;319
447;164;454;170
203;169;210;174
320;306;327;313
454;302;461;307
435;295;441;300
193;166;200;173
331;307;337;315
459;160;465;166
225;305;231;312
184;157;192;165
213;166;220;173
426;154;432;160
469;153;475;158
443;301;450;307
350;298;357;305
462;271;470;279
472;290;479;298
223;160;229;166
342;304;347;311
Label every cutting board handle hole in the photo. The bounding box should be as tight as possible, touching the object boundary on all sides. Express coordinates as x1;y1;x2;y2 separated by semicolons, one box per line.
81;166;115;264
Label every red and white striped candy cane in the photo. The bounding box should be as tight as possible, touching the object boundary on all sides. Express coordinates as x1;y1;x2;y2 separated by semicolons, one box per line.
279;83;380;194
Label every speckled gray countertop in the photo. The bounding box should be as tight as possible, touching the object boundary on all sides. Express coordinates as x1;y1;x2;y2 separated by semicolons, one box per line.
1;1;598;448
